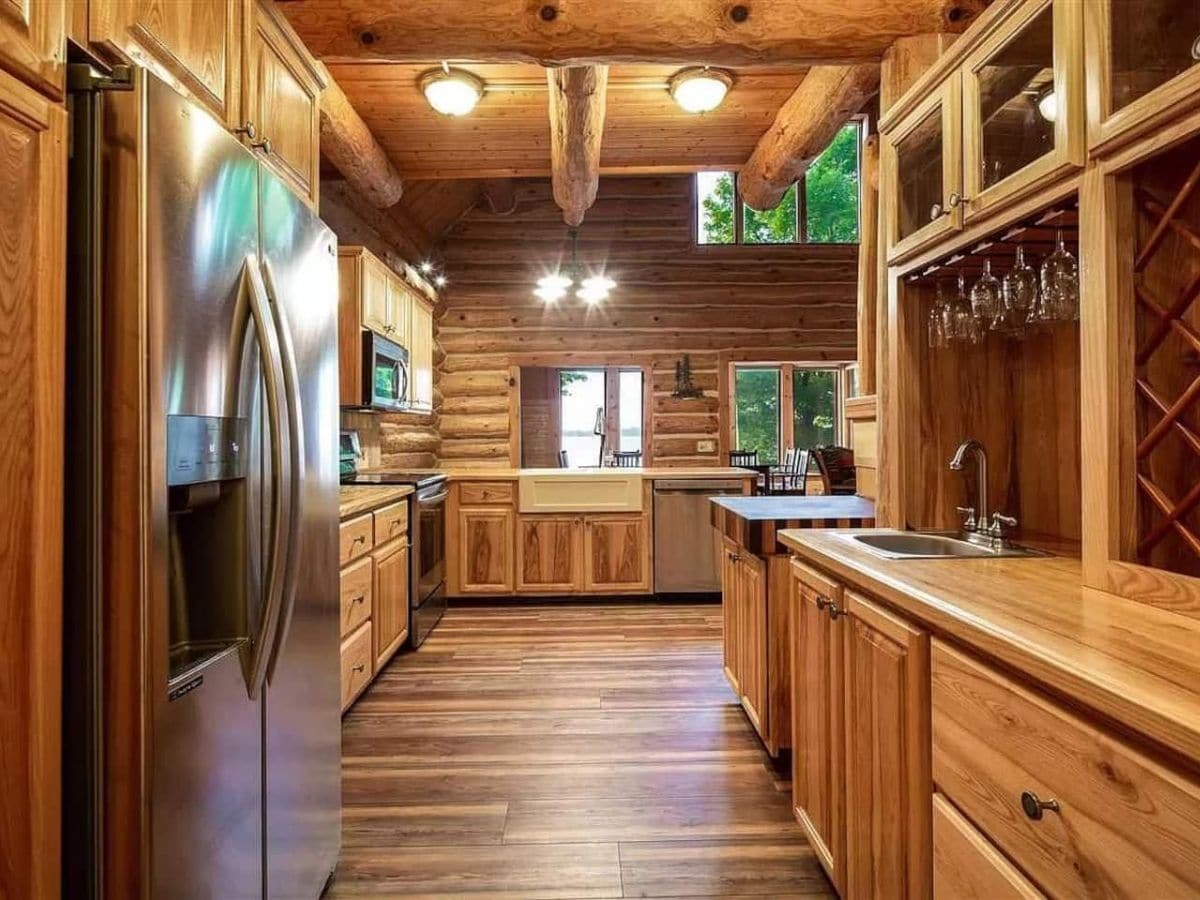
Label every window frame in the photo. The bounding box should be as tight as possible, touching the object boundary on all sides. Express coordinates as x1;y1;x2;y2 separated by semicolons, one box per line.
729;362;848;459
693;117;866;248
554;364;647;466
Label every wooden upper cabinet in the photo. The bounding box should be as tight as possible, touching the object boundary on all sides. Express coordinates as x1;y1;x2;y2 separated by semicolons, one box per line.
960;0;1083;223
361;253;391;336
89;0;245;127
458;507;514;594
843;591;931;900
242;1;323;207
0;64;66;900
583;515;649;593
884;75;962;263
789;561;846;895
408;296;434;412
0;0;65;99
1085;0;1200;153
386;276;412;349
516;516;582;593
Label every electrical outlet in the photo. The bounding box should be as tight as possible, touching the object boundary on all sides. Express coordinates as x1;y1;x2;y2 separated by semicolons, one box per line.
697;439;716;453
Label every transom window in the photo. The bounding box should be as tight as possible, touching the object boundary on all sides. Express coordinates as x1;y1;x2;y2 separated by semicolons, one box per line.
697;121;863;246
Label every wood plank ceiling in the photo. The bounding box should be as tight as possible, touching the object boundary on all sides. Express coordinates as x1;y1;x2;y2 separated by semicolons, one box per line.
325;62;810;180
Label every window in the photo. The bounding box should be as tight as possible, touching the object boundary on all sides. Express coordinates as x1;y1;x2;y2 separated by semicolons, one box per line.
695;122;862;246
552;367;645;467
618;370;644;452
732;364;845;463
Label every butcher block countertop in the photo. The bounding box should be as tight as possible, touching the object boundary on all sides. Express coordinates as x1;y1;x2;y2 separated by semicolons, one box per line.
339;485;413;520
711;495;876;555
438;466;758;480
780;528;1200;765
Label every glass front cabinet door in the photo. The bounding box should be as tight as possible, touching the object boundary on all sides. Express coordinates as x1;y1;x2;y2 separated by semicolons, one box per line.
1085;0;1200;152
960;0;1083;223
884;76;963;264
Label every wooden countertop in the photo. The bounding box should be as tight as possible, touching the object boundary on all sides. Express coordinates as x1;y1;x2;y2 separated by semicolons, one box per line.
339;485;413;520
779;528;1200;765
437;467;758;480
711;494;876;521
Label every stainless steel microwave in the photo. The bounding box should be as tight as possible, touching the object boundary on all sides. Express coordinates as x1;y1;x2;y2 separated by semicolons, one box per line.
361;331;409;411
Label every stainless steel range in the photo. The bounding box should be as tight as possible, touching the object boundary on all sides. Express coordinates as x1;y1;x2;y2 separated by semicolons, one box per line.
340;451;448;647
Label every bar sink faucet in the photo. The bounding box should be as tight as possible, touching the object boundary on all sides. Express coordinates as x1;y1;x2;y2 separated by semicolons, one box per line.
948;439;1018;550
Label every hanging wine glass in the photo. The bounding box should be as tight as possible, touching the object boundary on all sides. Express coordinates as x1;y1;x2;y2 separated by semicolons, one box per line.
1003;246;1037;314
1040;228;1079;321
970;259;1003;331
951;273;983;345
927;282;951;349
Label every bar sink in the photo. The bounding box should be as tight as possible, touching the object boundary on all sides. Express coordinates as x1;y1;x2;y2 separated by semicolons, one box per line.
849;532;1045;560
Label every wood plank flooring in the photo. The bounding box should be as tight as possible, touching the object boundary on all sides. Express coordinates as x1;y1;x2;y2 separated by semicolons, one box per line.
329;602;834;899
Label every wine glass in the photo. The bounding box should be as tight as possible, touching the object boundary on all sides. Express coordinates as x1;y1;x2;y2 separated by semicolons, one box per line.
1003;246;1037;314
927;282;951;349
1040;228;1079;321
970;259;1003;331
951;273;983;345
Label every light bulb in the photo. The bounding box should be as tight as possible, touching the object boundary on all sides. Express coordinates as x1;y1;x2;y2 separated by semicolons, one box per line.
419;261;434;274
534;283;566;303
421;69;484;117
581;274;616;293
434;274;447;288
1036;87;1058;123
536;273;573;291
669;68;733;114
576;285;607;305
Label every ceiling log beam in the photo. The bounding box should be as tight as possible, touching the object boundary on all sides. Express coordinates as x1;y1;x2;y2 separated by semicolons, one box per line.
281;0;987;66
547;65;609;226
317;63;406;207
739;63;880;212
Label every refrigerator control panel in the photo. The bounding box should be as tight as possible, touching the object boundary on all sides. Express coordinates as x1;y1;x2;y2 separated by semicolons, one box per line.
166;415;248;485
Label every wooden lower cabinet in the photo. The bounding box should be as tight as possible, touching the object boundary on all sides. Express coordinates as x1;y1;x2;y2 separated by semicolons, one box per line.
790;560;846;894
372;541;409;669
932;793;1043;900
340;622;373;712
583;514;649;593
459;507;515;594
517;516;582;592
843;591;931;900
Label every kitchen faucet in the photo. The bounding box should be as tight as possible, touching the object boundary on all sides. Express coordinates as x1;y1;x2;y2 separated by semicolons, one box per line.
949;439;1017;548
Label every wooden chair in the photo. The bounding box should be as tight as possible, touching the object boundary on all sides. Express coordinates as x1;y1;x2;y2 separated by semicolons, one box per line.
812;446;857;496
728;449;759;468
612;450;642;467
775;448;811;495
769;448;796;493
558;450;569;468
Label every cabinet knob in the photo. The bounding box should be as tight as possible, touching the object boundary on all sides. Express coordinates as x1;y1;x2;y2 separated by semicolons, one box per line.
1020;790;1060;820
948;191;967;209
251;136;273;155
827;602;844;621
352;663;366;674
815;596;829;611
233;121;257;140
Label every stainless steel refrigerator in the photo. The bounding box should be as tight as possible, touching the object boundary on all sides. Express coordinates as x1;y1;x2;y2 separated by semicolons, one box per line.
64;64;341;898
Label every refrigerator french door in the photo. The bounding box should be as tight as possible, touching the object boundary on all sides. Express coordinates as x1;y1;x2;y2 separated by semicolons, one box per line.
64;67;340;898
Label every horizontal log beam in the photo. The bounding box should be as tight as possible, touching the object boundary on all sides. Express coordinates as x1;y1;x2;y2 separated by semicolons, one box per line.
740;64;880;211
548;65;608;226
281;0;987;66
316;64;405;207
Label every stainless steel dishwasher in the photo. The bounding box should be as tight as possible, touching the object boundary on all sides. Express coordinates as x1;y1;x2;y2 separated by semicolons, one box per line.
653;479;747;593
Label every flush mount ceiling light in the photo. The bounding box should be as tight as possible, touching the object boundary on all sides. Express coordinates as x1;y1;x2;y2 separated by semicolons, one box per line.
669;67;733;114
420;64;484;117
533;231;618;304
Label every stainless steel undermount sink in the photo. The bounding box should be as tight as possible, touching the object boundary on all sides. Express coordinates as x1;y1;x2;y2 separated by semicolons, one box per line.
849;531;1046;560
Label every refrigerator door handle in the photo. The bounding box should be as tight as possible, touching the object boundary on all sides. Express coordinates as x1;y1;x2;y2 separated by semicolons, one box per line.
260;258;305;679
244;256;292;699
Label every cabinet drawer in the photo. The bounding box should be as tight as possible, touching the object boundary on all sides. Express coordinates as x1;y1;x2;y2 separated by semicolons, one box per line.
339;556;373;638
459;481;515;506
933;793;1043;900
932;640;1200;898
340;514;373;565
340;622;373;712
789;558;843;603
373;501;409;546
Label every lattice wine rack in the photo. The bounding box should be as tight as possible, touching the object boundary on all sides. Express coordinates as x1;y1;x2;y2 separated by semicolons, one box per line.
1133;137;1200;580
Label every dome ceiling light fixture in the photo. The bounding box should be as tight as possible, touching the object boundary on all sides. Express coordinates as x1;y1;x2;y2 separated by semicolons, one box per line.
533;229;618;305
420;63;485;117
669;67;734;114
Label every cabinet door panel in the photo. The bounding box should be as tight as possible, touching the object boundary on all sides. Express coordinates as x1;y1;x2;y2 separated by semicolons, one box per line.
791;577;845;894
245;2;320;206
409;298;434;411
0;0;65;98
739;555;767;735
360;255;390;336
386;277;411;347
90;0;242;126
459;508;514;594
844;591;931;900
721;541;740;693
584;515;649;592
373;543;409;668
517;516;580;592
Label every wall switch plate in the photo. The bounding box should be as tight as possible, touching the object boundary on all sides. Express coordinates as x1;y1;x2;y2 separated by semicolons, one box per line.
697;440;716;453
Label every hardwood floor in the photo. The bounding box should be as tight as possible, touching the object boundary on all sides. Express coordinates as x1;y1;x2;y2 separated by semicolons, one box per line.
330;602;835;898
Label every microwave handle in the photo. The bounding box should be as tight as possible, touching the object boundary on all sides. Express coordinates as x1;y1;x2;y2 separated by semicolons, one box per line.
397;358;410;405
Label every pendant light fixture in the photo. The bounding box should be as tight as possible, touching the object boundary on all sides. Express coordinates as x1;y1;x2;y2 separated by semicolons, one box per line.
534;229;617;304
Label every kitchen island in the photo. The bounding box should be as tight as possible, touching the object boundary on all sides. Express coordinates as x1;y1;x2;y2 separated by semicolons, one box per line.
710;493;877;756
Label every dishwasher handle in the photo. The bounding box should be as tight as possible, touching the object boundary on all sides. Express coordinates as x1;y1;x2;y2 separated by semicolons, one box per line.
654;479;746;493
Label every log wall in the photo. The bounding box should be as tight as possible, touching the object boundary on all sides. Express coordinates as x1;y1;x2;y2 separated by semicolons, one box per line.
437;175;859;467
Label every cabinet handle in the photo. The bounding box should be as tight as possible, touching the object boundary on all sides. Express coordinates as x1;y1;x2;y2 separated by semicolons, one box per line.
251;136;273;155
1020;790;1059;820
948;191;967;209
827;602;843;621
352;535;365;545
352;663;366;674
351;594;364;605
233;121;257;140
